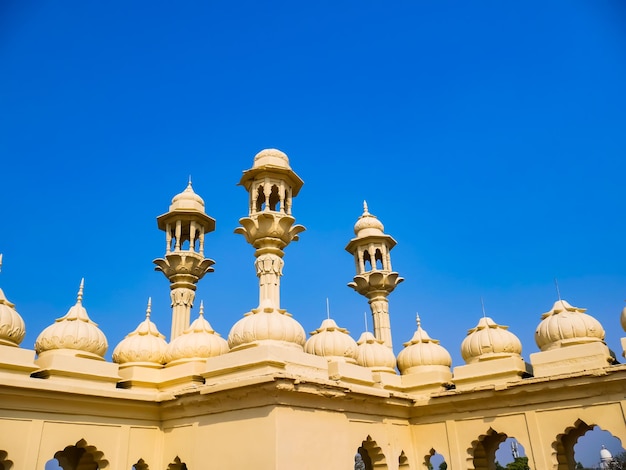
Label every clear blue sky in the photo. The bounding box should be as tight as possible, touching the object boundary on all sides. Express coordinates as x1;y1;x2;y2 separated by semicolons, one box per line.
2;2;626;467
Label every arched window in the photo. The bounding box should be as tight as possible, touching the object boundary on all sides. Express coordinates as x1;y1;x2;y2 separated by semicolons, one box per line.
255;185;266;212
167;456;188;470
269;184;280;211
374;249;384;270
132;458;149;470
49;439;108;470
0;450;13;470
363;250;372;272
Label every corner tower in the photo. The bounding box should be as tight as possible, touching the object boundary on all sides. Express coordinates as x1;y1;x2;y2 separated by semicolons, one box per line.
228;149;306;350
346;202;403;348
153;181;215;340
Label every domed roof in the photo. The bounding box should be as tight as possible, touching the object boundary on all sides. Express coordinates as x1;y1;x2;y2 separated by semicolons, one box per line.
353;201;385;237
112;298;167;367
253;148;291;169
34;280;108;358
355;331;396;372
165;301;229;364
397;315;452;374
304;318;358;363
169;180;206;212
228;309;306;350
0;285;26;347
461;316;522;364
535;299;605;351
600;445;613;461
620;305;626;332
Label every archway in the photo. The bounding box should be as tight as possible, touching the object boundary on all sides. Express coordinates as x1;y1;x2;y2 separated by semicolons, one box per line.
572;425;625;469
469;428;508;470
425;448;447;469
398;450;409;469
358;436;387;469
0;450;13;470
167;456;188;470
132;459;149;470
49;439;108;470
494;438;530;469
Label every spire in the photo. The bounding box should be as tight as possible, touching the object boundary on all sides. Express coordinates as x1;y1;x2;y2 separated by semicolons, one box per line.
146;297;152;319
77;278;85;305
199;300;205;317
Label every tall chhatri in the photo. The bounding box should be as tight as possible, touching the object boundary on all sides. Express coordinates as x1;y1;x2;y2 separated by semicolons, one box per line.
228;149;307;350
346;202;403;348
153;180;216;340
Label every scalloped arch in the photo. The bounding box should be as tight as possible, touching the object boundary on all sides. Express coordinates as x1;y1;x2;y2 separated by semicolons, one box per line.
467;428;508;470
132;458;149;470
0;450;14;470
52;439;109;469
167;456;188;470
358;435;388;469
398;450;409;469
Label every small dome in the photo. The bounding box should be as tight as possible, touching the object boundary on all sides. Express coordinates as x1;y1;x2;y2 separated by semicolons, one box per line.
620;305;626;332
600;445;612;461
355;331;396;372
35;280;108;358
535;299;605;351
397;316;452;374
166;302;229;364
112;299;167;367
228;309;306;350
304;318;358;363
169;180;206;212
353;201;384;237
0;286;26;347
253;148;291;169
461;316;522;364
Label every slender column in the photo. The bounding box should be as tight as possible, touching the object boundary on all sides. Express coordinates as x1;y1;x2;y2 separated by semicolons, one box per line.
368;294;392;348
170;287;195;340
255;252;284;309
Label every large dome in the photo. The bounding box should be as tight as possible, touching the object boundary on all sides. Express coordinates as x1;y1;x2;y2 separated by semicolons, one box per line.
397;317;451;374
304;318;358;363
461;316;522;364
34;280;108;358
355;331;396;372
535;299;605;351
228;309;306;350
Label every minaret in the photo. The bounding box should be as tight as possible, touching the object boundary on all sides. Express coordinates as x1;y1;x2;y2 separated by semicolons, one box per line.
228;149;306;350
153;180;215;340
346;202;403;348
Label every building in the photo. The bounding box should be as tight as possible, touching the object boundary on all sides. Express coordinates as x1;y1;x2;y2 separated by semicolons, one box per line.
1;149;625;470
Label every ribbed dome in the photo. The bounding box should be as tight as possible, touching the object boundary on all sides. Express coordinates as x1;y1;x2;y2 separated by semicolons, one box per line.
34;280;107;358
535;299;605;351
355;331;396;372
461;316;522;364
166;302;229;364
621;305;626;332
304;318;358;363
169;180;206;212
0;287;25;347
397;316;452;374
353;201;384;237
228;309;306;350
112;299;167;367
253;148;291;169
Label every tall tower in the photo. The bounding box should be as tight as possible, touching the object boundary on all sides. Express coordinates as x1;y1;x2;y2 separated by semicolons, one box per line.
228;149;306;350
153;181;215;340
346;202;403;348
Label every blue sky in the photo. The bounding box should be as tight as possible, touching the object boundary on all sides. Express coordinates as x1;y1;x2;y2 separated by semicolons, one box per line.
2;2;626;467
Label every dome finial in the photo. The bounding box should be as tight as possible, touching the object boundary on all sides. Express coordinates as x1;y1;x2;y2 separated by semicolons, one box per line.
363;200;369;214
481;296;487;318
188;175;192;186
554;277;563;302
416;312;421;328
77;278;85;304
326;297;330;320
146;297;152;318
364;311;369;332
0;253;3;273
199;300;205;317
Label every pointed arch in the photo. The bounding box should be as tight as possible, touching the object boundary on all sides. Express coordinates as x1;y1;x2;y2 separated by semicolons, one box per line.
132;459;149;470
167;456;188;470
0;450;13;470
269;184;280;211
363;250;372;271
374;248;384;270
552;419;596;470
398;450;410;469
358;435;387;469
468;428;508;470
52;439;108;470
255;185;266;212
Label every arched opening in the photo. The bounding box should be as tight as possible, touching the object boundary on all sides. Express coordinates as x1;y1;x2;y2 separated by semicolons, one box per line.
398;450;410;469
132;459;149;470
374;249;384;270
495;438;530;469
167;456;188;470
49;439;108;470
469;428;508;470
358;436;387;469
363;250;372;272
284;189;290;214
426;448;447;469
0;450;13;470
269;184;280;211
554;419;595;470
572;425;626;469
255;185;266;212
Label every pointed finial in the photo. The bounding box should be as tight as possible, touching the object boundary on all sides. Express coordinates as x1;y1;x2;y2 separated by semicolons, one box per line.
363;200;369;214
481;296;486;318
146;297;152;318
554;278;562;301
326;297;330;320
199;300;205;317
364;311;369;332
416;312;421;328
0;253;3;273
77;278;85;304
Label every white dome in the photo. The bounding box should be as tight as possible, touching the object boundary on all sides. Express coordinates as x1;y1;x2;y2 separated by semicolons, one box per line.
0;287;25;347
304;318;358;363
355;331;396;372
34;280;107;358
461;316;522;364
535;299;605;351
228;309;306;350
166;302;229;364
112;299;167;367
397;317;452;374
